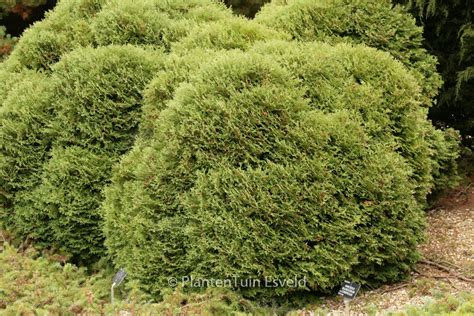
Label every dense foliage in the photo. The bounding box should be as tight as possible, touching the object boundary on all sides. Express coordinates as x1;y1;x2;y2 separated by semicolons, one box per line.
0;0;462;303
1;45;164;262
0;243;273;314
172;18;288;52
102;44;453;297
255;0;442;107
0;244;111;314
0;0;233;262
254;0;473;145
399;0;473;147
2;0;232;71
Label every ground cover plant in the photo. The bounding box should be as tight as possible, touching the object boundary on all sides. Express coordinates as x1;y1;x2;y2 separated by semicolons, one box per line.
0;242;472;314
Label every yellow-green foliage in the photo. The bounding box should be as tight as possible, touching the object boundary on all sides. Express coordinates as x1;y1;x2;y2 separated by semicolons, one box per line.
103;47;429;298
0;0;234;263
1;45;164;262
92;0;232;49
1;243;472;314
0;244;269;314
0;72;55;228
173;18;289;52
255;0;442;106
0;244;110;314
4;0;232;71
389;292;474;316
249;40;459;201
140;49;223;138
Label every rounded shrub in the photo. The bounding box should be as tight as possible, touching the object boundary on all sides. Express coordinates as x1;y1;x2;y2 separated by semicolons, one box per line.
254;0;442;105
103;49;427;298
5;0;104;70
0;71;56;227
249;40;459;202
91;0;233;50
4;45;164;261
173;17;289;52
50;45;164;154
3;0;232;71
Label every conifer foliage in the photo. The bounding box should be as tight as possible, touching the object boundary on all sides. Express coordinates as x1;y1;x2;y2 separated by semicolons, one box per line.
1;0;233;262
1;45;164;262
399;0;473;146
0;0;462;300
103;44;437;297
254;0;442;106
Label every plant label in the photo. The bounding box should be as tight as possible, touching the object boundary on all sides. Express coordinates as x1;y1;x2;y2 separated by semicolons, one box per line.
112;268;127;286
338;280;360;300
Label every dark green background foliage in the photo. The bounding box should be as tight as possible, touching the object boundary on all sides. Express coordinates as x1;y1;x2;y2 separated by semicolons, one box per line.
0;0;51;60
103;46;440;298
223;0;270;17
398;0;473;146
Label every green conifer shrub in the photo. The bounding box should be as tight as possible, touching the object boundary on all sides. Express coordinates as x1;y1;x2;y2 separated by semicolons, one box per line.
1;45;164;261
91;0;232;50
103;47;431;298
3;0;232;71
173;18;289;52
0;0;461;299
254;0;442;106
0;0;232;261
249;40;459;201
0;71;55;227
